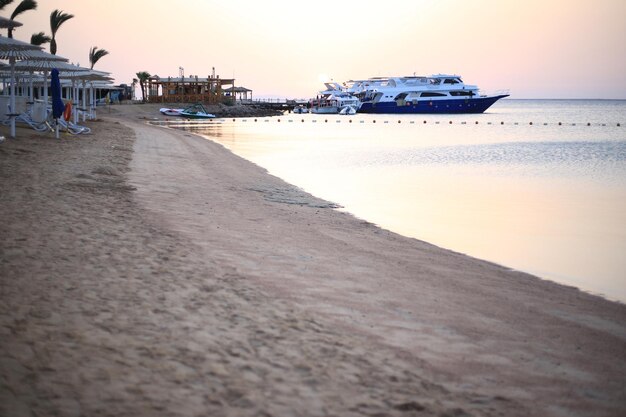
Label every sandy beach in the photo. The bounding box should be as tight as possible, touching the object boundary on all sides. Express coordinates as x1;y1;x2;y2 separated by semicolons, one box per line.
1;104;625;417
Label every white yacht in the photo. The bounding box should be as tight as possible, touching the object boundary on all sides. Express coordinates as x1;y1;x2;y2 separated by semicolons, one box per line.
345;75;508;114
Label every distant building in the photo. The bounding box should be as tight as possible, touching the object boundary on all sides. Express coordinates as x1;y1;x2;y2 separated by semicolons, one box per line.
144;73;251;104
225;86;253;102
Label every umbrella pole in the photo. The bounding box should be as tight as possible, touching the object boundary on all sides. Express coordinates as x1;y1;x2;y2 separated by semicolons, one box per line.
9;57;16;138
82;80;87;122
90;83;95;119
28;70;34;104
55;118;59;139
73;80;78;124
43;69;49;118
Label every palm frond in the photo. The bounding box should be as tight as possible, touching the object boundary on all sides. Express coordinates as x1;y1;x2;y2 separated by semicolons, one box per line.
0;0;15;11
30;31;51;46
50;9;74;36
136;71;151;81
10;0;37;20
89;46;109;69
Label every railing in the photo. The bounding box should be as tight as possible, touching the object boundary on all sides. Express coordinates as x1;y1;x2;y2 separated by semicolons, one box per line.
147;94;229;105
479;89;511;97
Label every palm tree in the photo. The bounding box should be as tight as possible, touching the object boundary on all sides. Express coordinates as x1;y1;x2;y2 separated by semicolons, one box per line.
30;31;51;46
49;9;74;55
89;46;109;69
7;0;37;38
136;72;151;103
0;0;14;11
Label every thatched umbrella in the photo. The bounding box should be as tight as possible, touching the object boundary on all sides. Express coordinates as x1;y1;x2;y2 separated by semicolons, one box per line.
0;36;42;137
0;16;23;30
13;49;69;104
60;68;112;121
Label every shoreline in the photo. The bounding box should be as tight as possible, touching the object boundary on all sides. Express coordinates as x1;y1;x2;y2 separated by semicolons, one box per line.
1;105;625;416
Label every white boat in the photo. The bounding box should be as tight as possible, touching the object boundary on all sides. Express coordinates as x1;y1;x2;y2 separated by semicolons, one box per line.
346;75;509;114
309;82;361;114
160;107;183;116
179;103;215;119
339;106;356;115
160;103;215;119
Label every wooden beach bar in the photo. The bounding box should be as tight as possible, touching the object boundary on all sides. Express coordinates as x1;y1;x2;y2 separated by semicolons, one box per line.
145;73;248;104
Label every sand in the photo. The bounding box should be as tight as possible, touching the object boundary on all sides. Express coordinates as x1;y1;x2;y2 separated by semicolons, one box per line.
1;104;625;417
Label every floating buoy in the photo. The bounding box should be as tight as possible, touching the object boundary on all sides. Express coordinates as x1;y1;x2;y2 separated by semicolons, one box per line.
232;118;236;122
558;122;562;125
373;120;376;123
587;122;591;126
278;119;281;122
475;121;479;124
618;123;621;127
325;119;328;123
349;119;352;123
254;119;257;122
449;121;452;124
302;119;304;122
500;121;504;125
398;120;401;124
529;122;533;125
423;120;427;124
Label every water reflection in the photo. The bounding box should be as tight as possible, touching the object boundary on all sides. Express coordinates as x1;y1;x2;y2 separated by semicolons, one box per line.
166;100;626;302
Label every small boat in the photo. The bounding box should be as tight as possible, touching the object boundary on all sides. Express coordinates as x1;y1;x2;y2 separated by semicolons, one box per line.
179;103;216;119
160;104;215;119
310;82;361;114
160;107;183;116
339;105;357;115
293;105;308;114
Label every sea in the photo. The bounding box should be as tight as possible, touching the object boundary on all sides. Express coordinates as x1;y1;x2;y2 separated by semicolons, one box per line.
169;99;626;303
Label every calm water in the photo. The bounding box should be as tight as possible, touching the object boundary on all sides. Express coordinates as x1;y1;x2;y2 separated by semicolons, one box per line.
171;100;626;302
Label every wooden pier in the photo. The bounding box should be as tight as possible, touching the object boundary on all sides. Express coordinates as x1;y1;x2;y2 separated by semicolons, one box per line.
241;99;305;111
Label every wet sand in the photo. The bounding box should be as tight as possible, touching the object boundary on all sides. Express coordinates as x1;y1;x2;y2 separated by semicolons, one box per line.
1;104;625;416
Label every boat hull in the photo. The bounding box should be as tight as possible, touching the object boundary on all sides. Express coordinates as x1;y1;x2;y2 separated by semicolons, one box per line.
160;108;183;116
358;95;509;114
179;112;216;119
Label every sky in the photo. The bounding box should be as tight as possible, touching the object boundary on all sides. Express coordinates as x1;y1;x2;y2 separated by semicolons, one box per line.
6;0;626;99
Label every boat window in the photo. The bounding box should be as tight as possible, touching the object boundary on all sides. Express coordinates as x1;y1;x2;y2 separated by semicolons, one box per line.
429;79;441;85
443;79;460;84
449;91;473;96
420;92;446;97
394;93;408;100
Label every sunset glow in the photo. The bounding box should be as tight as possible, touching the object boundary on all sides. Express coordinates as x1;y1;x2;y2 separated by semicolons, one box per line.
9;0;626;98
